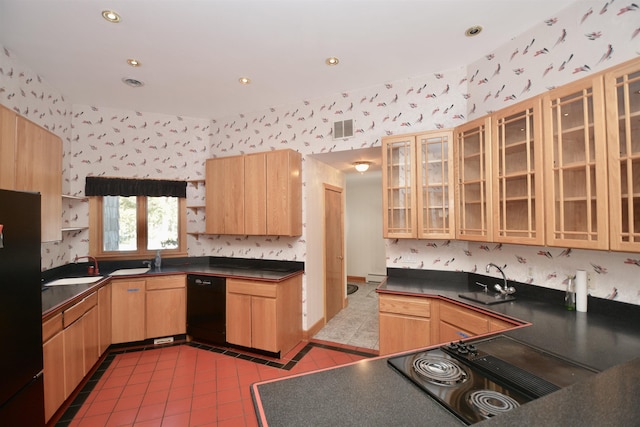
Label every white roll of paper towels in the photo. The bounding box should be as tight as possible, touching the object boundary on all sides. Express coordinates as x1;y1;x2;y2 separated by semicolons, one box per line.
575;269;588;312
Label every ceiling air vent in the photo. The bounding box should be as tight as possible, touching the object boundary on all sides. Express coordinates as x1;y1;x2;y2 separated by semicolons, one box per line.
333;119;354;140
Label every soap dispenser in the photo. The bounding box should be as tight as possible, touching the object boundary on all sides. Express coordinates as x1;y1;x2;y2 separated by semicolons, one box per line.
565;276;576;311
154;250;162;270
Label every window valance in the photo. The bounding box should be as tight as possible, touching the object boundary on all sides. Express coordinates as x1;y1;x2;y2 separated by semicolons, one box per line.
85;176;187;198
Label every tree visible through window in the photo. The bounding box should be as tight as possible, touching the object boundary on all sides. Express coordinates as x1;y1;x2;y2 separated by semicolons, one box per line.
90;195;186;258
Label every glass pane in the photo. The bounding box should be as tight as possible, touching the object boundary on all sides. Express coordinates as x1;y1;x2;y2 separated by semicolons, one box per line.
147;196;179;250
103;196;137;251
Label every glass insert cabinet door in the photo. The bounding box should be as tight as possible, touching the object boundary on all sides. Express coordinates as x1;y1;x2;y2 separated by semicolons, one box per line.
542;76;609;250
606;60;640;252
416;130;454;239
491;99;544;245
382;135;417;238
455;117;493;241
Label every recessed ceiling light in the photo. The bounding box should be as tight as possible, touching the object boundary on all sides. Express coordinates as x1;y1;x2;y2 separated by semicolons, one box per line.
239;77;251;85
102;10;121;23
127;59;141;67
122;78;144;88
465;26;483;37
326;57;339;66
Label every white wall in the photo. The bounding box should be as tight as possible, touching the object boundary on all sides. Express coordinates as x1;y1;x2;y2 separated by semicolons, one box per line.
346;171;386;279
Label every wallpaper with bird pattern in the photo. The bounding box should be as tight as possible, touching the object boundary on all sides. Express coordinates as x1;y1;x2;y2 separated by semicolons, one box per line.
0;1;638;305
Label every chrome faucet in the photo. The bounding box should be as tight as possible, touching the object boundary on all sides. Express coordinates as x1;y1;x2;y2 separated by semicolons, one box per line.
74;255;100;276
486;263;515;295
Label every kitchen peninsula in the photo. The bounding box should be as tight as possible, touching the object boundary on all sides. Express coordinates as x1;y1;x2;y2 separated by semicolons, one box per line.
252;269;640;426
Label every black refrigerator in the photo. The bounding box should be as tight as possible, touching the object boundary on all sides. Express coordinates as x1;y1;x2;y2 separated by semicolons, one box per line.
0;189;45;426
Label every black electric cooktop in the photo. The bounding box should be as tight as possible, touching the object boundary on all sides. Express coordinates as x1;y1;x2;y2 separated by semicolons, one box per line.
388;335;598;425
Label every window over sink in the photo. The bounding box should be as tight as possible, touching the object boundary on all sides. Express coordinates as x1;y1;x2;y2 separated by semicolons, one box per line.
86;177;187;259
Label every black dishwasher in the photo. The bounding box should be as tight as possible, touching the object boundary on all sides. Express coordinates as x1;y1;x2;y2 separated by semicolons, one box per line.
186;275;226;345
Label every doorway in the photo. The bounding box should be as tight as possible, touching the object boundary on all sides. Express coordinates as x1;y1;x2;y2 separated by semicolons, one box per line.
324;184;344;323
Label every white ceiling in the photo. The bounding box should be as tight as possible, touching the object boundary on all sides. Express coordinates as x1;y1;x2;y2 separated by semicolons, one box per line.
0;0;579;121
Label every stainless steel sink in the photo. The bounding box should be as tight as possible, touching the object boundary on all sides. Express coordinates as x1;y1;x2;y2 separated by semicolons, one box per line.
458;291;516;305
45;276;104;286
109;268;150;276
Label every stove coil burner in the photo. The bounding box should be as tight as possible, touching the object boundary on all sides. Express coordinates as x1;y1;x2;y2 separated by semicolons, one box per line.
467;390;520;418
412;356;468;386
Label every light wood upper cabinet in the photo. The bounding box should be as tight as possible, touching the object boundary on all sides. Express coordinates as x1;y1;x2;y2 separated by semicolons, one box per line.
382;135;416;238
455;116;493;241
382;130;454;239
542;75;609;250
205;155;245;235
605;59;640;252
244;152;267;235
206;149;302;236
265;149;302;236
0;107;62;242
491;98;545;245
0;105;17;188
417;131;455;239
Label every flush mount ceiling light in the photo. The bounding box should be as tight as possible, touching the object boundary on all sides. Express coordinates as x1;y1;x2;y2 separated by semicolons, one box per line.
127;59;141;67
122;77;144;88
325;57;340;66
101;10;121;23
354;161;371;173
239;77;251;85
465;25;483;37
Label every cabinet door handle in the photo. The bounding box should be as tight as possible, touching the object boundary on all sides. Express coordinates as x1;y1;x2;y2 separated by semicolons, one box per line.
127;288;140;292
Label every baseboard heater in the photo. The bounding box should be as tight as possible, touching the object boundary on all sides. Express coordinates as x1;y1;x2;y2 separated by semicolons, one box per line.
366;273;386;283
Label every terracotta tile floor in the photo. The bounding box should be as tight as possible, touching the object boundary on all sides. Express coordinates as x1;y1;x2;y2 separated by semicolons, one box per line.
56;341;376;427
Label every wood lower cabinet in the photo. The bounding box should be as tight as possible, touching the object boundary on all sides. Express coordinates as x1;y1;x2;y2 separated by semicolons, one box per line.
226;275;302;355
378;293;520;355
111;279;146;344
98;284;111;354
145;275;186;339
42;292;98;422
378;294;433;355
438;300;489;341
42;313;64;422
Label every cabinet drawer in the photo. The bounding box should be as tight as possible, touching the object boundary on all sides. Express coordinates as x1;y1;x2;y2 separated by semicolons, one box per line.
379;294;431;318
63;292;97;328
42;312;63;342
227;279;277;298
440;302;488;335
146;275;185;290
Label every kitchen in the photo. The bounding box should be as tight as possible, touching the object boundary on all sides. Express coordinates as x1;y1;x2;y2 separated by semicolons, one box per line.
1;0;640;426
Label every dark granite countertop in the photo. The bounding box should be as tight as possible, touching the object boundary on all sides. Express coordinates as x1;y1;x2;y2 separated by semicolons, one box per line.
41;256;303;316
253;268;640;426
